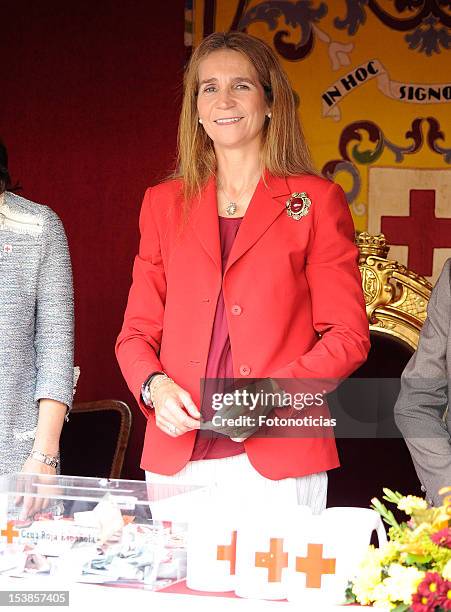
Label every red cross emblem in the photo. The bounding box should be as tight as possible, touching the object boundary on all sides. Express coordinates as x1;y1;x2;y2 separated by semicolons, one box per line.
381;189;451;277
255;537;288;582
217;530;237;575
1;521;19;544
3;244;13;254
295;542;336;588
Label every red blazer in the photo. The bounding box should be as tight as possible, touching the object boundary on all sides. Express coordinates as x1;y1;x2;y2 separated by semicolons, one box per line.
116;173;370;479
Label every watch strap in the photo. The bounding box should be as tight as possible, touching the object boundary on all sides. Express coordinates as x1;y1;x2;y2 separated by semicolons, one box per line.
141;371;165;407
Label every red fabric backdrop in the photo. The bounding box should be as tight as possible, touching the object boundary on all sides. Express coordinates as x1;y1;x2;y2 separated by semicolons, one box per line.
0;0;187;479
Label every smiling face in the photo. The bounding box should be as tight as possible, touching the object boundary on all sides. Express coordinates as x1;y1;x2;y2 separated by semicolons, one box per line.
196;49;270;153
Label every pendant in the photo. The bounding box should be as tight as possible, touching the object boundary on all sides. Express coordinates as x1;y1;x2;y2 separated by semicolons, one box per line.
226;202;238;216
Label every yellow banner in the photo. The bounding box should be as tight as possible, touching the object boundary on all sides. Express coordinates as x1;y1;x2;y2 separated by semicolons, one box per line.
192;0;451;233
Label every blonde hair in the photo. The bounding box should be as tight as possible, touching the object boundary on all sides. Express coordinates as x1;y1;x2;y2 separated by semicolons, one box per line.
176;31;316;206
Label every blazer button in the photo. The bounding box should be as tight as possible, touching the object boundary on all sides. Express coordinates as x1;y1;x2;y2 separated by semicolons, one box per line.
239;364;251;376
231;304;242;316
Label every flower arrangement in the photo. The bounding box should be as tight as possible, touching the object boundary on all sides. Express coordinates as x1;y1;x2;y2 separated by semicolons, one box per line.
346;487;451;611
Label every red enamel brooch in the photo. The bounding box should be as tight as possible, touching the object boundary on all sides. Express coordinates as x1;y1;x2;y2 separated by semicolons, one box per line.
286;192;311;221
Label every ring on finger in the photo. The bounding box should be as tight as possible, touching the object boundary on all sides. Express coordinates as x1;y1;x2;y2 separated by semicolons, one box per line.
168;423;178;435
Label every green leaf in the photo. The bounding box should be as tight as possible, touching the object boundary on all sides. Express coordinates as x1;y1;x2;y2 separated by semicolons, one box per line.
371;497;388;515
371;497;400;529
344;584;357;604
403;553;431;566
390;604;410;612
382;488;404;504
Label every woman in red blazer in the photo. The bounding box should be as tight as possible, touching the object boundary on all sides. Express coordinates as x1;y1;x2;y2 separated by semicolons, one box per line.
116;32;370;511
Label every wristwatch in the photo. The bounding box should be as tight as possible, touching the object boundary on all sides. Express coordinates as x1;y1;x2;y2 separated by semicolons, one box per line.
141;371;165;407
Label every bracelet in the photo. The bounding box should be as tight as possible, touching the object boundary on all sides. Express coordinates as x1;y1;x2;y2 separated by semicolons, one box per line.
29;450;59;468
149;374;174;407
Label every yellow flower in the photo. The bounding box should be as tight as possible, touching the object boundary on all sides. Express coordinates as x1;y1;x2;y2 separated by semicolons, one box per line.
411;522;432;536
371;582;396;610
397;495;428;514
380;540;400;565
352;546;384;605
383;564;425;606
443;559;451;581
431;506;450;531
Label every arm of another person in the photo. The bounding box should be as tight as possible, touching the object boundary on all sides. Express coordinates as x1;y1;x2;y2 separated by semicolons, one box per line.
394;259;451;506
270;182;370;386
22;210;74;475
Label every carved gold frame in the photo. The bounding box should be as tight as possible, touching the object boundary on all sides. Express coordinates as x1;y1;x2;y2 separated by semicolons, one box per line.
357;233;432;351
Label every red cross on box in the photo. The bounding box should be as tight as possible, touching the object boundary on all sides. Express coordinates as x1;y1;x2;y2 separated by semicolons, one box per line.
296;542;336;588
217;530;237;575
255;537;288;583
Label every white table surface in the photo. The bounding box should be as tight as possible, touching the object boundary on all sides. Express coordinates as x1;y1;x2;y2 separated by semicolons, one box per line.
0;575;372;611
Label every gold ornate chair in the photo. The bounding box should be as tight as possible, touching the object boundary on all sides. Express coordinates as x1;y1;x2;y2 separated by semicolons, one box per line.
358;232;431;350
328;233;432;509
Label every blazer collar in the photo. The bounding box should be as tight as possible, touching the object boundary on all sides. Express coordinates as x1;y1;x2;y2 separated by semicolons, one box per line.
190;172;292;273
191;175;222;271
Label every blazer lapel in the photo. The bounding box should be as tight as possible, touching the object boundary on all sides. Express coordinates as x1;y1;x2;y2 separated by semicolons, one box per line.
190;175;222;272
225;173;291;274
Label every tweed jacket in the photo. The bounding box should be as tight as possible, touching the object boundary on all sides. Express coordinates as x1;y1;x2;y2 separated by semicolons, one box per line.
0;191;74;475
394;259;451;506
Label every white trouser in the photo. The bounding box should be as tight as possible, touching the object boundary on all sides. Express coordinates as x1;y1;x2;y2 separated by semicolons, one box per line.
145;453;327;521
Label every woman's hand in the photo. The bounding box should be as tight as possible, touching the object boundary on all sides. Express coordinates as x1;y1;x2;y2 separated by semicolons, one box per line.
203;378;280;441
14;398;66;518
152;378;201;437
17;457;57;519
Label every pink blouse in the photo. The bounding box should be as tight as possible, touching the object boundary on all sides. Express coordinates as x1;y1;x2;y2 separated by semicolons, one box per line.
190;216;245;461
